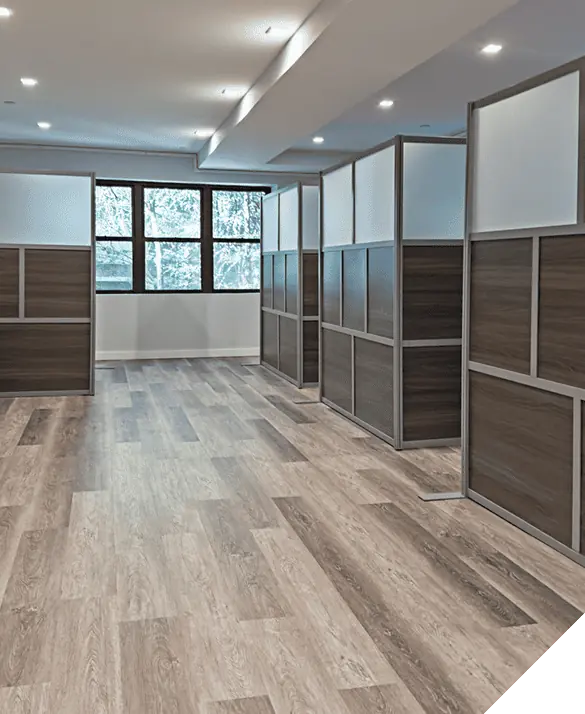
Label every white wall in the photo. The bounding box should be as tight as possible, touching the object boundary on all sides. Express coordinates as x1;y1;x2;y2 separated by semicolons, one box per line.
0;145;312;359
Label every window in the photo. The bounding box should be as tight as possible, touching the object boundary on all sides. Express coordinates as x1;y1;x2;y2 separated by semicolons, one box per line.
95;185;133;291
212;190;263;290
95;181;270;293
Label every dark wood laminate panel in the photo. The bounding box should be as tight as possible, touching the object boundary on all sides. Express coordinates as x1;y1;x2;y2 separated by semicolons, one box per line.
403;347;461;442
403;245;463;340
343;249;366;332
539;236;585;389
322;328;352;413
0;323;91;392
355;338;393;438
273;253;286;313
322;251;341;326
303;253;319;317
285;253;298;315
302;320;319;384
278;315;298;382
469;371;573;546
582;401;585;554
262;312;278;369
25;248;91;319
367;246;394;339
470;239;531;374
262;255;273;308
0;248;19;318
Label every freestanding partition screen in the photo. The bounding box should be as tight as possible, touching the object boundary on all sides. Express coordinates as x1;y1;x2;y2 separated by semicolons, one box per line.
261;184;319;387
464;57;585;566
0;170;95;396
320;136;465;449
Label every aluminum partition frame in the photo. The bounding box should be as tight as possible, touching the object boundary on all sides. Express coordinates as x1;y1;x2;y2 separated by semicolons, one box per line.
320;135;465;452
260;183;318;389
0;168;96;398
461;55;585;566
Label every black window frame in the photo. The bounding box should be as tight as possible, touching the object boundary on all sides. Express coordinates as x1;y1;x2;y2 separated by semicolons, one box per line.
96;179;270;294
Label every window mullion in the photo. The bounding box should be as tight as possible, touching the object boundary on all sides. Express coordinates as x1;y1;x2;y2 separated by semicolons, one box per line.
133;184;145;293
201;187;213;293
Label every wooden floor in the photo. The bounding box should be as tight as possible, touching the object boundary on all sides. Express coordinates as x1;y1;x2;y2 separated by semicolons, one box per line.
0;358;583;714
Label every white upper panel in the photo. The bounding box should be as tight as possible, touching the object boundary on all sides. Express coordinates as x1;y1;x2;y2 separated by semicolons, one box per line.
279;186;300;251
0;172;92;246
322;164;353;247
302;185;320;250
472;71;579;233
402;142;466;240
262;192;279;252
355;145;395;243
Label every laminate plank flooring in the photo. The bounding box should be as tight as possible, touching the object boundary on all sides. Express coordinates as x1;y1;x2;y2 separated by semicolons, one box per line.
0;358;584;713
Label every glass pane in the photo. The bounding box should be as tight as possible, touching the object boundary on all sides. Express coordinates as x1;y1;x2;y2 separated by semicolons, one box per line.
145;241;201;291
95;185;132;237
144;187;201;238
96;240;133;291
213;243;260;290
212;190;263;239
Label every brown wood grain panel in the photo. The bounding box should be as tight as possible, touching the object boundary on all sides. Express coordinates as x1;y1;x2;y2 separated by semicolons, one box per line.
262;255;272;308
322;328;352;413
343;249;366;332
367;246;394;339
25;248;91;319
262;312;278;369
470;239;531;374
469;371;573;546
0;324;91;393
0;248;19;318
322;251;341;326
403;346;461;442
355;338;393;438
302;321;319;384
302;253;319;317
273;254;285;313
539;236;585;389
278;315;298;382
285;253;298;316
403;245;462;340
582;401;585;555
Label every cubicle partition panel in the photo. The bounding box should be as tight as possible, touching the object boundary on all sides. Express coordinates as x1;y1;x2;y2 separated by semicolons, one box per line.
464;57;585;566
261;184;320;387
0;171;95;396
320;136;465;449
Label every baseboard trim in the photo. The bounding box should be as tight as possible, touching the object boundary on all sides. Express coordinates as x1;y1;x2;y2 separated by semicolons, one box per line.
96;348;259;361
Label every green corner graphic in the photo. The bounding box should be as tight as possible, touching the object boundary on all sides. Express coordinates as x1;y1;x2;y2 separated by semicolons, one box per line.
489;617;585;714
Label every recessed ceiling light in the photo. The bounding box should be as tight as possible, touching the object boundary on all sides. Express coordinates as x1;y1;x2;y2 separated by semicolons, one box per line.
0;7;13;18
3;100;15;105
313;136;324;144
21;77;38;87
37;122;51;130
195;128;214;138
481;43;502;55
379;99;394;109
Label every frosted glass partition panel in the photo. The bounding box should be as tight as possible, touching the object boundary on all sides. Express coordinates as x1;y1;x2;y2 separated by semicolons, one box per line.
355;145;395;243
302;185;320;249
279;188;299;251
402;142;466;240
0;173;92;246
472;71;579;233
262;193;279;252
323;164;353;247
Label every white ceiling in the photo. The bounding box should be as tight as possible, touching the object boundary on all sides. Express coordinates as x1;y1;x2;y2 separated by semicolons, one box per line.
0;0;320;151
1;0;584;173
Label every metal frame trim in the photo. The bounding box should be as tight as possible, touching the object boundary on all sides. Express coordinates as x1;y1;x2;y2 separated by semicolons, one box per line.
322;240;395;253
260;361;300;388
470;224;585;241
402;239;464;246
573;398;582;552
393;135;404;449
18;248;25;319
403;338;462;348
469;489;585;568
0;389;92;397
351;335;356;415
469;360;585;400
322;397;395;446
530;236;540;377
321;321;394;347
402;437;461;449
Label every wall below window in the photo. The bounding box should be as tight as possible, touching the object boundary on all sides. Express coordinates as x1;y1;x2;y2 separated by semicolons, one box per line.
0;145;315;361
97;292;259;360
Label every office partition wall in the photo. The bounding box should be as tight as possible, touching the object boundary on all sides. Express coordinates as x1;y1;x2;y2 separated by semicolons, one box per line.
0;171;95;396
464;58;585;566
320;136;465;449
261;184;319;387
